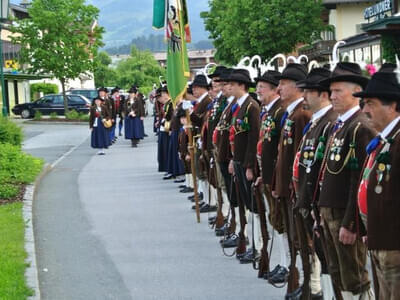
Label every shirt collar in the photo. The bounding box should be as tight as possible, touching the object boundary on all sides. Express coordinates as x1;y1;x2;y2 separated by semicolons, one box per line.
266;96;280;112
197;92;208;103
227;95;235;103
217;91;223;99
237;93;249;107
338;105;360;123
380;116;400;139
286;97;304;115
312;105;332;123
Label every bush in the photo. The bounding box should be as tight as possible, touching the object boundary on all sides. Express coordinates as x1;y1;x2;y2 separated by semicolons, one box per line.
0;117;23;147
30;83;59;100
65;110;80;120
33;110;42;120
0;184;19;199
79;112;90;121
0;143;43;186
49;112;58;120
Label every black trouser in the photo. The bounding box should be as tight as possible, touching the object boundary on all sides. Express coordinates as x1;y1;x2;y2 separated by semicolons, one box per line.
233;161;257;213
218;161;237;207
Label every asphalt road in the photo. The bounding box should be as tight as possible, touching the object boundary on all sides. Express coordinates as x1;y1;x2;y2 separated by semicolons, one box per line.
23;119;285;300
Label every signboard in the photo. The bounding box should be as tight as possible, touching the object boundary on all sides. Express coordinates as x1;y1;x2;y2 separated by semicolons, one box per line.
364;0;393;20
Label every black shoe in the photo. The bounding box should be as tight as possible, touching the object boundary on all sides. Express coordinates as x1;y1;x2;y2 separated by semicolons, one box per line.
262;264;281;280
180;187;193;193
131;143;137;147
144;134;148;137
221;234;239;248
240;249;260;264
163;174;175;180
269;266;289;284
119;132;122;136
311;291;323;300
285;286;302;300
215;223;229;236
199;204;217;213
191;201;205;210
178;184;187;189
188;192;203;201
174;178;185;183
208;216;217;225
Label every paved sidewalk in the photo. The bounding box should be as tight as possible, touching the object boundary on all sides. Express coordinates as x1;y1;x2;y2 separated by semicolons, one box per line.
33;118;285;300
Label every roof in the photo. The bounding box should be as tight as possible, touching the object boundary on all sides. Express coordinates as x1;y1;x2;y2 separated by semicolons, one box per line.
323;0;378;9
337;32;381;51
3;72;51;80
362;16;400;33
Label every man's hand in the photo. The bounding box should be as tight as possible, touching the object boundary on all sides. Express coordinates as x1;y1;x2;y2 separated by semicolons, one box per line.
339;226;356;245
185;154;190;162
272;190;278;198
140;116;144;121
255;177;262;187
246;168;254;181
228;160;234;174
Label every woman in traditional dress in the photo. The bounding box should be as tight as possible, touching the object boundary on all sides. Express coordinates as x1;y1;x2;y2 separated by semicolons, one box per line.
123;86;145;147
89;97;112;155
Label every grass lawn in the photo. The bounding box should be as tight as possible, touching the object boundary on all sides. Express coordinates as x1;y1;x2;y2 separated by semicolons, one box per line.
0;202;33;299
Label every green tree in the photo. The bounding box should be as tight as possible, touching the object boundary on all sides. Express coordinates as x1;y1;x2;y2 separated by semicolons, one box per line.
11;0;104;113
94;51;117;88
115;46;165;92
201;0;325;64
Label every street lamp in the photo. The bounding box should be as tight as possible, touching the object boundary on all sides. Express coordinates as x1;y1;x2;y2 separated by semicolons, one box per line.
0;0;9;117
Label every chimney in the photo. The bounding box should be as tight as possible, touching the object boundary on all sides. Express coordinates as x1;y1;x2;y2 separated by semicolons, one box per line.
20;0;31;9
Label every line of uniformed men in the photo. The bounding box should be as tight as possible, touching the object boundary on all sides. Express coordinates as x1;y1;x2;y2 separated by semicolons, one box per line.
155;62;400;300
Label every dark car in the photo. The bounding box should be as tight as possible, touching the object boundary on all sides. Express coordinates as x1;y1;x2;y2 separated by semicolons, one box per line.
67;89;98;102
12;94;91;119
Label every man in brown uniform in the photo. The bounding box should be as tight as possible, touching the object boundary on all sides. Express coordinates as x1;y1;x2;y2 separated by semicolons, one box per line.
356;70;400;300
294;68;336;299
254;70;288;272
318;62;374;299
272;64;311;291
189;75;212;208
226;69;260;260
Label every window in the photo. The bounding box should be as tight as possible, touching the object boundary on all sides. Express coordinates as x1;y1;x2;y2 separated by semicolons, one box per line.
68;96;85;105
53;96;64;104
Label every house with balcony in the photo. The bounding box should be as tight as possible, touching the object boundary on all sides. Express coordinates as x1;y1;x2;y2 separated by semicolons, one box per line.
300;0;400;66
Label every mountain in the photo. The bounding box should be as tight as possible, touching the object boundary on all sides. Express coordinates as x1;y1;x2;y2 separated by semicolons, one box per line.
10;0;211;48
87;0;210;48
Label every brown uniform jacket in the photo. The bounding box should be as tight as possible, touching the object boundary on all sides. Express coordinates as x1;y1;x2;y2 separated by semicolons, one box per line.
215;99;237;163
362;121;400;250
232;96;260;169
89;104;111;128
295;107;337;210
259;98;285;185
274;101;311;198
123;97;145;118
190;94;212;134
104;97;116;120
319;110;375;232
171;102;183;132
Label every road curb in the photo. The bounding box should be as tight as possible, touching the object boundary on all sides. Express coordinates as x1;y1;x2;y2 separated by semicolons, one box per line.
24;163;53;300
24;121;88;126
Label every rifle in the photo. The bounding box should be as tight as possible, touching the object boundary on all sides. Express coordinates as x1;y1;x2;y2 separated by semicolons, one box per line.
280;195;299;294
211;152;225;229
234;174;247;256
186;109;201;223
252;183;270;277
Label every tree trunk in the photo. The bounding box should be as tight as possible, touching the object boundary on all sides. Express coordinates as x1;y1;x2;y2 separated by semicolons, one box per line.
61;78;68;115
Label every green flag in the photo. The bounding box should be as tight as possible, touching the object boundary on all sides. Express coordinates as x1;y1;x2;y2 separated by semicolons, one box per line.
152;0;166;29
166;0;190;104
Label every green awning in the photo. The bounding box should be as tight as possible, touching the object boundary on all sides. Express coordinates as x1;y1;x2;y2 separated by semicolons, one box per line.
362;16;400;34
3;72;52;80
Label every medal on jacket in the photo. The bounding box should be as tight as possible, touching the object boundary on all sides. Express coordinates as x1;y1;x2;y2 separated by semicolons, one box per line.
329;138;344;161
302;138;315;173
374;138;394;194
262;115;278;142
283;119;294;146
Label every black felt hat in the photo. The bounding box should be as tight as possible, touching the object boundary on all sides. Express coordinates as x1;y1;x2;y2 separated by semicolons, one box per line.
155;85;168;97
379;63;397;73
128;85;138;94
98;87;108;93
320;62;369;89
353;71;400;102
192;74;210;88
215;68;233;82
297;68;332;91
209;66;228;79
276;63;308;82
255;70;281;86
176;106;187;118
111;87;120;94
226;69;253;86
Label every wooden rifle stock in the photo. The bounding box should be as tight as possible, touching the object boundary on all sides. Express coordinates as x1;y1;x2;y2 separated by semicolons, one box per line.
253;184;270;277
281;196;299;294
234;175;247;255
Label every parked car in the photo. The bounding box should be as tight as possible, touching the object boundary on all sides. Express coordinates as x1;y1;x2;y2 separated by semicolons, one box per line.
12;94;91;119
67;89;98;102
